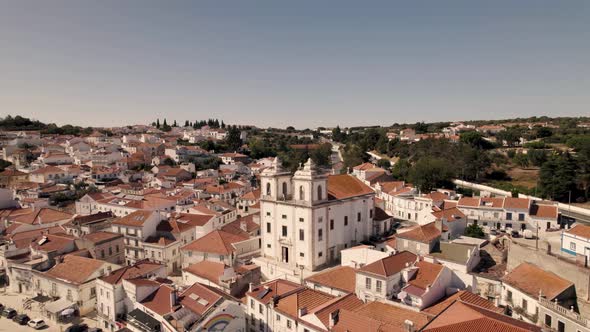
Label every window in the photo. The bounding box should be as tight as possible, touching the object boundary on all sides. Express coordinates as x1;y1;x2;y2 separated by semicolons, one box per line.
282;226;288;237
282;214;287;219
299;217;304;222
506;290;512;302
318;217;323;223
370;209;373;218
570;242;576;251
266;212;271;216
544;314;552;327
518;213;525;221
287;320;292;329
318;252;323;257
67;289;73;300
299;186;304;200
344;216;348;226
365;277;372;290
522;299;527;311
267;244;271;248
318;229;323;241
376;280;382;293
357;212;361;222
108;247;112;256
506;212;512;220
259;304;263;314
282;182;288;197
116;245;119;253
299;229;305;241
300;252;304;257
266;183;271;195
317;186;323;200
267;223;271;233
276;314;281;321
250;299;254;309
330;219;334;230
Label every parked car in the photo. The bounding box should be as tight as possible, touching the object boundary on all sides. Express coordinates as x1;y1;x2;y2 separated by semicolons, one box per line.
2;308;17;319
65;323;88;332
28;318;48;330
13;313;30;325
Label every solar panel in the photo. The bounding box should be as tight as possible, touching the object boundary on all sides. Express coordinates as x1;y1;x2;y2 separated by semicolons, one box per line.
257;288;271;299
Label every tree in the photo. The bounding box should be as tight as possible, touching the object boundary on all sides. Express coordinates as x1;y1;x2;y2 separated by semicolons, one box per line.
391;158;411;180
539;153;578;202
156;119;160;129
513;152;529;168
464;224;485;238
460;131;493;149
184;120;190;127
162;157;176;166
376;159;391;169
173;120;178;127
226;126;242;151
413;121;429;134
409;157;454;192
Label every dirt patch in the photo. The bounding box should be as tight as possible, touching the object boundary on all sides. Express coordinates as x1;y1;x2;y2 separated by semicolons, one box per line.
506;167;539;189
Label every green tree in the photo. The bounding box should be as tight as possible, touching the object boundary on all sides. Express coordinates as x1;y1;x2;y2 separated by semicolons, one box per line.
226;126;242;151
464;224;485;238
539;153;578;202
409;157;454;192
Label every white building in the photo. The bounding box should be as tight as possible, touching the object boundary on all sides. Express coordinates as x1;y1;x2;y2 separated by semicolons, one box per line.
256;158;376;278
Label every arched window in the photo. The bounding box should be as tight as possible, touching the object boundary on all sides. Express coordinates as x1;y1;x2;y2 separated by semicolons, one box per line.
266;183;271;196
282;182;288;198
299;186;305;200
317;185;323;201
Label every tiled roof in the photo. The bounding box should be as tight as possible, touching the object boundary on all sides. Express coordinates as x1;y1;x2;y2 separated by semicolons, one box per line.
327;174;374;200
396;222;441;243
304;266;356;293
44;255;106;285
140;284;177;316
358;251;417;277
275;288;334;318
11;208;73;225
423;290;503;316
566;224;590;239
502;197;530;210
112;210;156;227
310;293;363;329
170;213;215;227
181;230;248;255
431;207;466;221
333;301;430;332
457;197;480;207
183;261;226;285
247;279;302;305
100;260;163;284
529;204;558;219
502;262;573;300
422;301;541;332
82;231;122;244
180;282;222;316
408;261;444;289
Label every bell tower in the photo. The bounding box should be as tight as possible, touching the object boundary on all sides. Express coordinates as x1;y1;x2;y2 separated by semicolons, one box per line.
293;158;327;205
260;157;292;201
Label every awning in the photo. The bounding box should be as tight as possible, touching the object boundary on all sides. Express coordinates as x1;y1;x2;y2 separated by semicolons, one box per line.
44;298;75;314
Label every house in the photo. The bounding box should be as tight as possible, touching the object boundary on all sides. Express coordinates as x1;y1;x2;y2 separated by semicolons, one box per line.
29;165;70;183
0;168;29;188
395;222;441;255
80;231;125;264
331;300;430;332
182;260;260;297
355;251;417;302
95;260;166;331
64;211;114;237
429;241;479;289
501;262;577;323
110;210;163;265
397;260;453;309
561;224;590;263
32;255;120;318
219;152;249;165
340;244;389;269
180;229;257;268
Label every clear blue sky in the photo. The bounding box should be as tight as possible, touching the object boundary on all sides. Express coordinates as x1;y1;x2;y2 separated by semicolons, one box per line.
1;1;588;129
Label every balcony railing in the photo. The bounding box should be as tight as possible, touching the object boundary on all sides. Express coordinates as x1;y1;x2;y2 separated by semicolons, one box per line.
539;297;589;327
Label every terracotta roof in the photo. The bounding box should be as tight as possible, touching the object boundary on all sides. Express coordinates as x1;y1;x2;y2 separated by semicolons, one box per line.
423;192;449;202
100;260;163;284
566;224;590;239
529;204;558;219
327;174;374;200
333;301;430;332
170;213;215;227
396;222;441;243
221;214;260;236
82;231;122;244
180;230;248;255
353;162;375;170
408;261;444;289
11;208;73;225
31;233;76;252
502;197;530;210
304;266;356;293
457;197;480;207
247;279;302;305
140;284;177;315
502;263;573;300
359;251;417;277
112;210;156;227
183;261;227;285
480;197;504;208
31;165;64;175
423;290;503;316
241;189;261;201
422;300;541;332
44;255;106;285
0;169;27;177
180;282;222;316
276;288;334;318
431;207;466;221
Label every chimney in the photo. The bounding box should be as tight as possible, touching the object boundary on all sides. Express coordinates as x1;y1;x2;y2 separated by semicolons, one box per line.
404;320;415;332
329;310;339;328
248;282;254;292
240;220;247;232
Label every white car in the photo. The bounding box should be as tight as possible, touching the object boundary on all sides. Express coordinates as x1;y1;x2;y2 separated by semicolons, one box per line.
28;318;48;330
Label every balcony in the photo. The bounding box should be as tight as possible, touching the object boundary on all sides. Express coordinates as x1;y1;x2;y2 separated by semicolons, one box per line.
539;297;589;328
